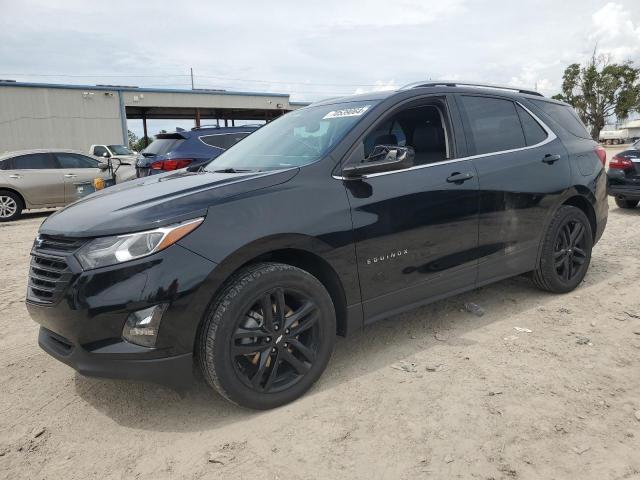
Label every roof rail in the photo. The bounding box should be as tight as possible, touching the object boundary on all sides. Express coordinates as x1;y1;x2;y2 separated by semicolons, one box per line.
400;80;544;97
191;125;221;131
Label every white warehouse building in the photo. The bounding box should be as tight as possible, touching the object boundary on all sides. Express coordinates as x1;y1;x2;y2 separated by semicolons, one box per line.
0;80;307;153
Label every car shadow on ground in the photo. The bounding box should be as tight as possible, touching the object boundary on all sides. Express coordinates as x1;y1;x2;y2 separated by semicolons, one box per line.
610;206;639;216
73;252;619;433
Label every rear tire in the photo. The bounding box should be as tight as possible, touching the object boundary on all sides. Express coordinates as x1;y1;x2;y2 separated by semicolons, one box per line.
0;190;23;222
615;197;638;209
198;262;336;409
533;206;593;293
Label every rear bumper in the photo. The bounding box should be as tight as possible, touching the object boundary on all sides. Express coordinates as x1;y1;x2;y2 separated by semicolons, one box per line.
608;185;640;200
38;327;194;390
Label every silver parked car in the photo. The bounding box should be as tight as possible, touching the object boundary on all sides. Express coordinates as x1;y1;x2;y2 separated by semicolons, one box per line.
0;149;115;221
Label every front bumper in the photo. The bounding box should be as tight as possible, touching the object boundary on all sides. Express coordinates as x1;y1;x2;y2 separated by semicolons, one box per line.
26;243;217;390
38;327;193;389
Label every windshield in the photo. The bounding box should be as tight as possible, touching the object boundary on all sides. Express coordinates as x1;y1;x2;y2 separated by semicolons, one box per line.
205;101;376;171
108;145;133;155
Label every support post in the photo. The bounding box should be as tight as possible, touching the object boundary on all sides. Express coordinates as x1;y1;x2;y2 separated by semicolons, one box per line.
142;111;149;147
117;90;128;145
195;108;201;128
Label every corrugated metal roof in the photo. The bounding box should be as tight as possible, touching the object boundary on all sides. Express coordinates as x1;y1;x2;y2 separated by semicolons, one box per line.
0;80;291;98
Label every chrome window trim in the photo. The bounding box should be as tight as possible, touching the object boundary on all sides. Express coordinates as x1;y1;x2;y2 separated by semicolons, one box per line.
333;101;556;180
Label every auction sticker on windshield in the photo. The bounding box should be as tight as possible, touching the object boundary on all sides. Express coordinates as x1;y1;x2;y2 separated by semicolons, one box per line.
323;105;371;119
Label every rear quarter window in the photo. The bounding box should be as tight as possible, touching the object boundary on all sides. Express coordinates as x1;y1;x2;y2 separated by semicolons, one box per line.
516;105;548;146
530;100;591;139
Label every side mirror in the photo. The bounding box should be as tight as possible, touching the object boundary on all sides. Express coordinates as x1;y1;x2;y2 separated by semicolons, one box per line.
342;145;415;178
102;152;111;158
97;162;110;171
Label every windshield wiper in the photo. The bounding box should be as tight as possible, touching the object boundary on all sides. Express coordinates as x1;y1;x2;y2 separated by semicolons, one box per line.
213;168;255;173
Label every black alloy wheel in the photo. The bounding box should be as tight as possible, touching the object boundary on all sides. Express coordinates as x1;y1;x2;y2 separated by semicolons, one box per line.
553;219;588;282
198;262;335;409
532;205;593;293
232;288;320;393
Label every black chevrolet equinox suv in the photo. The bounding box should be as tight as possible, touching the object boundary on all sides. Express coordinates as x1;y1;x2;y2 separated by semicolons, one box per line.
27;81;608;409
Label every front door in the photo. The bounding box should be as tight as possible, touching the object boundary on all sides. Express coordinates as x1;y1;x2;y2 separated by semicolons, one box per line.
341;99;480;322
54;152;107;202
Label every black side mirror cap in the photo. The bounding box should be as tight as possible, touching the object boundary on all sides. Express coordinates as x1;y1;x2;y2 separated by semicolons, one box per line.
342;145;415;178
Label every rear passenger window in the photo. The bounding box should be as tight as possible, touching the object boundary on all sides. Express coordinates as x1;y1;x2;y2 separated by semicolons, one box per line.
200;133;250;150
516;105;548;146
459;96;525;155
530;100;590;139
9;153;57;169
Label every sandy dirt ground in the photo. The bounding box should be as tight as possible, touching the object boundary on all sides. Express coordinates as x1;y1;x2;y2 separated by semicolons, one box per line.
1;153;639;479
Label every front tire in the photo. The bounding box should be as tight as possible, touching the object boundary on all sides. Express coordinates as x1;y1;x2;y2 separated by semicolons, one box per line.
533;206;593;293
198;262;336;409
615;197;638;209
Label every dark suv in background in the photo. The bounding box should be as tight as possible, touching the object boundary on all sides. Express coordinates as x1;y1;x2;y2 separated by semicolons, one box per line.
607;140;640;209
27;81;608;410
136;125;259;176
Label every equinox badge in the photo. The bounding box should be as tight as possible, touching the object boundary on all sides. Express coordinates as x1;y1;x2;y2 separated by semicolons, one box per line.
366;249;408;265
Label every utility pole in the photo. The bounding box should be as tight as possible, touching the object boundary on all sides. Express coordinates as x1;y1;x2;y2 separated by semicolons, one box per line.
190;68;194;90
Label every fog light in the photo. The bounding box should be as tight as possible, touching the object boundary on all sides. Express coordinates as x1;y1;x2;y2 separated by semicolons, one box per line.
122;304;168;347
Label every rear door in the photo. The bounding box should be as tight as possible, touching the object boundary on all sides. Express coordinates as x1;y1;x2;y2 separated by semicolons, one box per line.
54;153;106;202
455;94;571;283
3;153;65;206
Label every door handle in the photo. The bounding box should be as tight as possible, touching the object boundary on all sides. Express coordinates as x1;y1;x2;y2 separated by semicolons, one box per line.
8;174;22;179
542;154;561;164
446;172;475;184
64;173;77;178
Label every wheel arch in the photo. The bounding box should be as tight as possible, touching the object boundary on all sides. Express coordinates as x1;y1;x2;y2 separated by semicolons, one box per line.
561;194;597;240
534;189;598;266
0;187;26;209
192;234;354;356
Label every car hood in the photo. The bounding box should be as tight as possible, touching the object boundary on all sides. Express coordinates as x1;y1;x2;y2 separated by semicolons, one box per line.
112;154;137;161
40;168;299;237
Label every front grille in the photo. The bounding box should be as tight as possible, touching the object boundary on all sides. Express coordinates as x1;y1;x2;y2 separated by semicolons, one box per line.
27;235;86;304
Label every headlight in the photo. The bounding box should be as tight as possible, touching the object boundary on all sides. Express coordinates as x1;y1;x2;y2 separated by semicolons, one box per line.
75;217;204;270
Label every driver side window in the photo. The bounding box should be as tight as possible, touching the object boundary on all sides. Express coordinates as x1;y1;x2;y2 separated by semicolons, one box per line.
362;103;450;166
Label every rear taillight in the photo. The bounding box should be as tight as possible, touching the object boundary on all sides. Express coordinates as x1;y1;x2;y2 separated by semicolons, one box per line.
594;145;606;167
150;159;193;171
609;155;633;171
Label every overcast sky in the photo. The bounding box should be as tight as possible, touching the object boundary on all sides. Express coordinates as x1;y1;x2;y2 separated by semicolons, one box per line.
1;0;639;138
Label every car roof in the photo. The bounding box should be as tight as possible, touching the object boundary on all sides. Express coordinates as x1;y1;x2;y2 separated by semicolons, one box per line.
308;81;569;108
0;149;95;161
